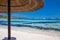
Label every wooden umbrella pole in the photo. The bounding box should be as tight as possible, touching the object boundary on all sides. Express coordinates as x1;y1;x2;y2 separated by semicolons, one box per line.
8;0;11;39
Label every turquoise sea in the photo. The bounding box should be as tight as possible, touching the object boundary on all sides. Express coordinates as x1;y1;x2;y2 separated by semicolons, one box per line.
0;18;60;31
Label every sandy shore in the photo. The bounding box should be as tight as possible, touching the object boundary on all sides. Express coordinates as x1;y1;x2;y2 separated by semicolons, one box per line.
0;25;60;40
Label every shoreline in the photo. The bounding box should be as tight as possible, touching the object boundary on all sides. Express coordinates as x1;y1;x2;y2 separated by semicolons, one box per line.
0;23;60;31
0;25;60;40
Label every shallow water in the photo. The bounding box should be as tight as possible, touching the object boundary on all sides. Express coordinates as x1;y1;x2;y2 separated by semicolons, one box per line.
0;18;60;31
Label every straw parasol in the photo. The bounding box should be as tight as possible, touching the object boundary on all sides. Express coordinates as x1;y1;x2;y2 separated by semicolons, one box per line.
0;0;44;12
0;0;44;40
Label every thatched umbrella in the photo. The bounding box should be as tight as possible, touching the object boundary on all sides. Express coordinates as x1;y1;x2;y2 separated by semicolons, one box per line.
0;0;44;40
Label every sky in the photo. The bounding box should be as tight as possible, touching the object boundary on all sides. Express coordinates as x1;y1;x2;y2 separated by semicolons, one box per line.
1;0;60;19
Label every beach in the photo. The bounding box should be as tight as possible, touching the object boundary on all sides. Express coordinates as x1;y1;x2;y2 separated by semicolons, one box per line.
0;25;60;40
0;0;60;40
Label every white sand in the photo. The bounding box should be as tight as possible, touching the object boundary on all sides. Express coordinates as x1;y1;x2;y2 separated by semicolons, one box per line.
0;25;60;40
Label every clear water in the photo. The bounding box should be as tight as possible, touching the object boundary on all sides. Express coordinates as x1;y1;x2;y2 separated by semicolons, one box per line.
0;18;60;31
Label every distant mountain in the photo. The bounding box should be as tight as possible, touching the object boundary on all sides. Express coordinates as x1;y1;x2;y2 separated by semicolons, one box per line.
0;15;19;18
0;15;29;19
0;15;60;20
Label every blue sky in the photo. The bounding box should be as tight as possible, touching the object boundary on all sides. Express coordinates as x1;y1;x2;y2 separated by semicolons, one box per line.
1;0;60;19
